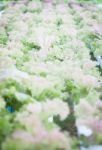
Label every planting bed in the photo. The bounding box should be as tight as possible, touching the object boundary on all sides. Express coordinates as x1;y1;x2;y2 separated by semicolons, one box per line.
0;0;102;150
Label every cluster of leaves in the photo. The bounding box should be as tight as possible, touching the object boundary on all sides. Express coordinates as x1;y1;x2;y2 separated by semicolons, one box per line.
0;0;102;149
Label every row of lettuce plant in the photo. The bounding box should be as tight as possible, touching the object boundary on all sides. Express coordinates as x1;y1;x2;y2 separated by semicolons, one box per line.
70;2;102;147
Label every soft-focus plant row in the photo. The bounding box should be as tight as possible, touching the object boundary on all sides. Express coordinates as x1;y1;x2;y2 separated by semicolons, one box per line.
0;0;102;150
